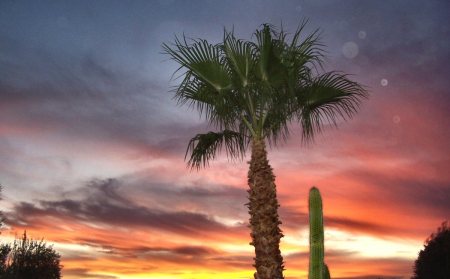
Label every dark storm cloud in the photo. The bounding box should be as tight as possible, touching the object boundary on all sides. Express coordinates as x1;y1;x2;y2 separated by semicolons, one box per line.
7;178;247;237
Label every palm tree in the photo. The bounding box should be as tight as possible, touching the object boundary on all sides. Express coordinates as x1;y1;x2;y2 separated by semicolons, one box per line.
163;22;368;279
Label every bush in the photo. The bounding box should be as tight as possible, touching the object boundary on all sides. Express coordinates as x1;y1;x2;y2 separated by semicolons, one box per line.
0;231;62;279
412;221;450;279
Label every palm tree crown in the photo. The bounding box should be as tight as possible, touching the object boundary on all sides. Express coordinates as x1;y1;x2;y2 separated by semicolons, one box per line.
163;22;367;169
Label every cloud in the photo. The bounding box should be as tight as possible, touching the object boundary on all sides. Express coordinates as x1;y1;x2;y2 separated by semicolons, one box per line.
3;177;253;276
0;37;207;169
349;169;450;213
279;205;402;237
7;178;247;238
64;268;119;279
325;216;397;235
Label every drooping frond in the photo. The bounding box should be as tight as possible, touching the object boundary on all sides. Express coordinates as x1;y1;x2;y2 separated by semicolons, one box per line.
297;72;368;141
186;130;248;169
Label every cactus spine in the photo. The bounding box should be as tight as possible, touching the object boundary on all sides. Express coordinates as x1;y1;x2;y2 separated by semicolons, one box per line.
308;187;330;279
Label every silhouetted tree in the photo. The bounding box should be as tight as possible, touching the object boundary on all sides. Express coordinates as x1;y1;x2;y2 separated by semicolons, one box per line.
0;231;62;279
412;221;450;279
0;244;10;277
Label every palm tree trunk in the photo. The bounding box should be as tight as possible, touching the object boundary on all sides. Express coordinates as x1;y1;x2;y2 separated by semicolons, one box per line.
247;138;284;279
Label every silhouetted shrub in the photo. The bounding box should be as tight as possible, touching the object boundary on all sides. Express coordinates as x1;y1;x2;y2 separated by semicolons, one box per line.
412;221;450;279
0;231;62;279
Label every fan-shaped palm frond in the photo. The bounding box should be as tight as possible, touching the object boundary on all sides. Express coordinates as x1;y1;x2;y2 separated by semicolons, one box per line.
163;37;232;92
175;71;241;130
222;31;255;88
297;72;368;141
186;130;248;169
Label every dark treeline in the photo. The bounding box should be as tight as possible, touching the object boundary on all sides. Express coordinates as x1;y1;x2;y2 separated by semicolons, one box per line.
0;185;62;279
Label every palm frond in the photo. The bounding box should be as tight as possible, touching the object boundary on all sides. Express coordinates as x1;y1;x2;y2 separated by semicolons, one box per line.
262;105;291;147
223;30;255;88
186;130;248;169
174;71;241;130
162;36;232;92
254;24;287;86
297;72;368;141
282;20;325;83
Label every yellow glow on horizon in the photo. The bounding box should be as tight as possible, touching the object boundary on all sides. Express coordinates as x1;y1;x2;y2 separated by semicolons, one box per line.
282;227;421;260
66;270;254;279
325;228;421;259
217;242;253;253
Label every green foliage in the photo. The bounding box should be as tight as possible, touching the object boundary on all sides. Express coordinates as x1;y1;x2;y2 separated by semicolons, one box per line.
186;129;248;169
163;21;368;169
412;221;450;279
0;231;62;279
308;187;330;279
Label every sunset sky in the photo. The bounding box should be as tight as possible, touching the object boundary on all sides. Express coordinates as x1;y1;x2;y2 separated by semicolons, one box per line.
1;1;449;278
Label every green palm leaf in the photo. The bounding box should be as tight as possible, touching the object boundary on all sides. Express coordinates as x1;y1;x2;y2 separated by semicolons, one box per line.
254;24;287;86
223;30;255;88
175;71;241;130
186;130;248;169
163;37;232;92
297;72;368;140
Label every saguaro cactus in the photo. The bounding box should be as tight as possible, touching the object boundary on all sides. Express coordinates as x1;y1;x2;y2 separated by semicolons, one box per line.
308;187;331;279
